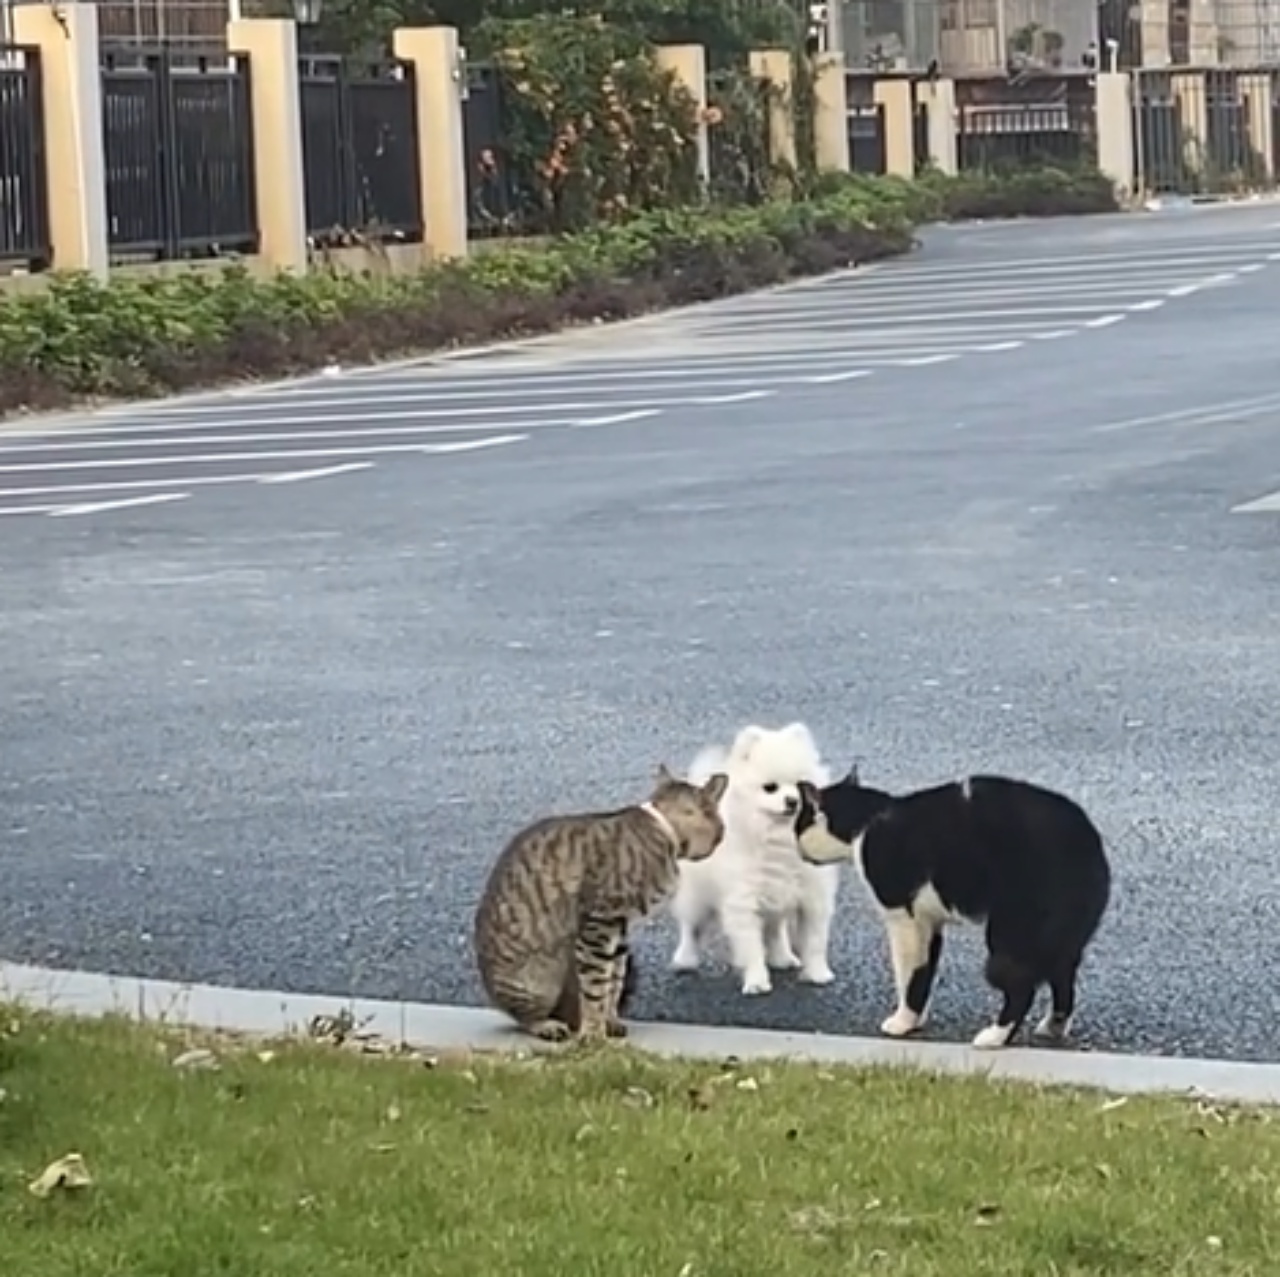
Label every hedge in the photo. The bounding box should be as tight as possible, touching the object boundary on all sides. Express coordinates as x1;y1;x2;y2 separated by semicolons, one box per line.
0;166;1119;419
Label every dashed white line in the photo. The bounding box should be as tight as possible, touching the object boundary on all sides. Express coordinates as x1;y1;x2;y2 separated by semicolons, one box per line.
0;503;67;516
1030;330;1075;340
257;461;374;485
422;435;528;454
48;492;191;518
1231;489;1280;514
1127;299;1165;312
898;353;961;365
804;369;875;384
691;389;774;405
972;341;1023;353
1084;314;1126;329
574;409;663;428
1166;283;1201;298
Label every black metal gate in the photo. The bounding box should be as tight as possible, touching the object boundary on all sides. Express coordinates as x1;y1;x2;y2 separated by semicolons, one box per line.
100;47;258;260
0;45;50;267
299;55;422;243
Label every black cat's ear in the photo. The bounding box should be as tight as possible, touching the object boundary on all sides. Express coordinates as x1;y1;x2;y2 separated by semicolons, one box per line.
847;761;860;785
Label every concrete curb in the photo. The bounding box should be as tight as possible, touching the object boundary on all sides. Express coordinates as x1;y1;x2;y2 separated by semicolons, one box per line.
4;961;1280;1105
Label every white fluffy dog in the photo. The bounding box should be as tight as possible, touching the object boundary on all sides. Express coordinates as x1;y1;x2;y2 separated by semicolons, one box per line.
670;722;841;995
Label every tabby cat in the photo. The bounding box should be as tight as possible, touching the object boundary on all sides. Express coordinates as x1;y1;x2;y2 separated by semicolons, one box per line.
474;764;729;1041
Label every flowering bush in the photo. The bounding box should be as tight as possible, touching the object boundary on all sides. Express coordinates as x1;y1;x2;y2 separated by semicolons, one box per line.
472;15;703;233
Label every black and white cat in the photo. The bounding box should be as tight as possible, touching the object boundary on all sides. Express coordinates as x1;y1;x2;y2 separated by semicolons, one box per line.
794;767;1112;1049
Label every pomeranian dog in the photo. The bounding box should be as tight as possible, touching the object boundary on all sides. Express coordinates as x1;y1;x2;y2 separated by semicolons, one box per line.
670;722;842;995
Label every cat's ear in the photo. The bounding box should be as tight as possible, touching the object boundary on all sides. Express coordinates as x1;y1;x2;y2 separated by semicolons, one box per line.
655;762;677;786
701;772;729;805
846;761;861;785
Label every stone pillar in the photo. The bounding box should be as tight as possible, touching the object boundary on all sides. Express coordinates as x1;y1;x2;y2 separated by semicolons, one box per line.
1095;72;1136;204
873;77;915;177
393;26;468;260
11;1;109;277
748;48;797;172
917;77;958;174
812;52;849;172
655;44;710;187
227;18;309;273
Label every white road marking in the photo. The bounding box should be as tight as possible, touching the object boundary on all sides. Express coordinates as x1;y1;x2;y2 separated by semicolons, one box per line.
1230;489;1280;514
973;341;1023;352
1090;390;1280;436
1127;299;1165;311
573;409;663;428
898;353;960;365
422;435;526;454
48;492;191;518
0;503;68;516
1166;283;1201;297
1030;330;1074;340
1238;262;1267;274
804;369;874;383
256;461;374;485
691;389;774;404
1084;314;1125;328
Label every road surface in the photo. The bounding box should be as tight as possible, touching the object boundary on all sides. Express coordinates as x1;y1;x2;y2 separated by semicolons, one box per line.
3;202;1279;1061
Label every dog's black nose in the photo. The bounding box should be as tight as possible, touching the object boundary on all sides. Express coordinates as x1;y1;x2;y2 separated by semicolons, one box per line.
784;795;798;814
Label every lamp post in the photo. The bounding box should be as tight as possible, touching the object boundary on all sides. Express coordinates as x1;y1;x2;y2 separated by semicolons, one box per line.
292;0;323;55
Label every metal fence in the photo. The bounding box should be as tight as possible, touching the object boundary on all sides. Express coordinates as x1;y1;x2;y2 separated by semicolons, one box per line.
100;48;257;260
299;56;422;244
0;44;49;267
461;63;522;238
955;72;1097;171
1132;67;1276;196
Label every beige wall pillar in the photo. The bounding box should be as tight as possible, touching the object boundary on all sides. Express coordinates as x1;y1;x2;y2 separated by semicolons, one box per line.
917;77;957;174
1095;73;1135;205
1239;73;1274;179
1188;0;1218;63
394;26;467;260
655;44;709;186
12;1;108;278
872;78;914;177
227;19;308;273
748;49;796;173
813;52;849;172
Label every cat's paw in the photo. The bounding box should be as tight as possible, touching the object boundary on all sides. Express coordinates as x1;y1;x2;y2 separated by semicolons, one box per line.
880;1009;923;1038
527;1019;573;1043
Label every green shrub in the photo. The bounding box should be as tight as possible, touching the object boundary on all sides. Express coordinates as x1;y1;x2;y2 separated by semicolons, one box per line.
0;167;1119;418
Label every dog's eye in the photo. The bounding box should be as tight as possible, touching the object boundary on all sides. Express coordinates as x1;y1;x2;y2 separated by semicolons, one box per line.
762;782;778;794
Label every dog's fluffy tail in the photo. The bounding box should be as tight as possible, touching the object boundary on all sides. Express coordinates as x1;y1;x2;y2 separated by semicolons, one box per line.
687;742;730;786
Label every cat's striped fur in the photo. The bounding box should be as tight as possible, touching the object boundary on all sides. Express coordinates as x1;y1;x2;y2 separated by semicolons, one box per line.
474;765;729;1041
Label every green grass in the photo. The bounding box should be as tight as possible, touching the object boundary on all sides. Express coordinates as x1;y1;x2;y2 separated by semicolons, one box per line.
1;1008;1276;1276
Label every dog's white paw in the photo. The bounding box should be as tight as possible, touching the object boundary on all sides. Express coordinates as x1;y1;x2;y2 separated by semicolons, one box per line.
741;971;773;996
767;947;802;971
972;1023;1014;1050
798;962;836;986
880;1009;922;1038
1032;1012;1072;1042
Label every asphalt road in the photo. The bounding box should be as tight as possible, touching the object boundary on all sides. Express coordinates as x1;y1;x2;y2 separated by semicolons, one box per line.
3;203;1280;1061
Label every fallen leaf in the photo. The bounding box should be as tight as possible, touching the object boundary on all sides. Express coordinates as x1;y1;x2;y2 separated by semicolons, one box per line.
369;1142;397;1154
29;1153;93;1198
172;1048;220;1072
1094;1162;1114;1180
573;1123;595;1143
1207;1236;1224;1251
1098;1096;1128;1112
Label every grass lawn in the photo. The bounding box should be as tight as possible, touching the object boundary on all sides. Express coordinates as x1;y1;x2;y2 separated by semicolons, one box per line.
1;1008;1277;1276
